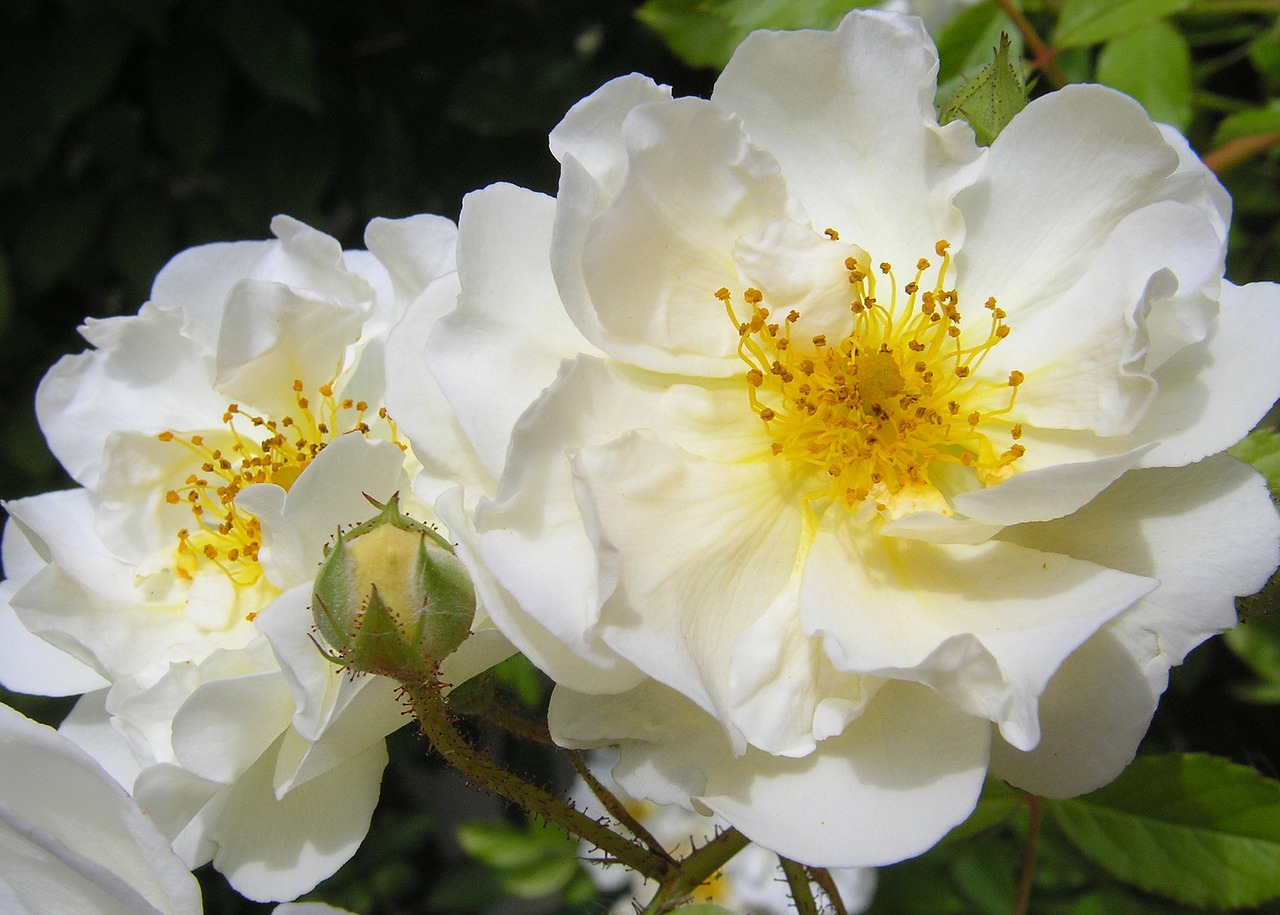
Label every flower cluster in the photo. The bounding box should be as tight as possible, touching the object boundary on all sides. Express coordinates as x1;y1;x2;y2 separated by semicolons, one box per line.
3;6;1280;907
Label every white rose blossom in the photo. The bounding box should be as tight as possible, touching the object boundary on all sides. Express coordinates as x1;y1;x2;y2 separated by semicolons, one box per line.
423;10;1280;868
0;215;509;901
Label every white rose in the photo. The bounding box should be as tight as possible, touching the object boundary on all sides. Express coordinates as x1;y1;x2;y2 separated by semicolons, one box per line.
1;214;508;900
424;10;1280;868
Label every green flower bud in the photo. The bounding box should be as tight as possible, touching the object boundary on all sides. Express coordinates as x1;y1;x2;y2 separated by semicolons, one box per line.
312;493;476;681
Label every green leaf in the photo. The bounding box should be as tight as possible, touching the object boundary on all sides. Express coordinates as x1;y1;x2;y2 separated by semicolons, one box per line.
1053;0;1192;49
949;836;1019;914
1050;754;1280;908
1095;20;1192;129
457;818;575;869
217;0;321;114
1225;609;1280;700
1215;102;1280;147
634;0;744;70
671;907;738;914
939;33;1026;146
635;0;866;70
457;822;549;869
1249;28;1280;87
714;0;861;32
942;777;1023;843
1230;428;1280;494
499;855;580;899
491;653;549;710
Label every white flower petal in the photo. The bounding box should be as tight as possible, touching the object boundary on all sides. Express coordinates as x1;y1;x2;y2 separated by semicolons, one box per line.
171;671;295;784
214;281;368;419
58;690;147;792
35;305;224;489
206;739;386;903
149;239;270;354
260;216;375;307
573;429;810;752
955;86;1180;311
549;679;737;805
952;443;1151;526
0;520;107;694
0;704;202;915
554;678;988;868
364;213;458;308
997;455;1279;793
702;681;989;868
549;74;673;196
985;199;1223;435
437;485;639;695
803;520;1154;748
712;10;982;270
132;763;223;870
1155;123;1231;243
988;627;1158;798
728;577;876;753
383;272;492;503
1009;455;1279;684
426;183;596;479
256;587;406;794
555;96;795;375
1136;281;1280;468
270;672;402;797
7;491;216;681
880;511;1004;544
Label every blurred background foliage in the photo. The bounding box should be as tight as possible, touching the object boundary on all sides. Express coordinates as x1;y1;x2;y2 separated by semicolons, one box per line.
5;0;1280;913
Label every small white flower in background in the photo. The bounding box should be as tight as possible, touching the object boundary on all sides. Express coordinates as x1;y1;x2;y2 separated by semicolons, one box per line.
425;9;1280;868
0;215;509;901
571;752;875;914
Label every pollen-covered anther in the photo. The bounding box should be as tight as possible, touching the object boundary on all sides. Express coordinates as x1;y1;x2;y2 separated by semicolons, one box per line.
156;378;406;585
719;235;1027;508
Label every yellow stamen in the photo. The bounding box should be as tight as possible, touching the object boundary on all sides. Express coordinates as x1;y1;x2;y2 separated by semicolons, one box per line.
158;379;404;584
721;238;1025;510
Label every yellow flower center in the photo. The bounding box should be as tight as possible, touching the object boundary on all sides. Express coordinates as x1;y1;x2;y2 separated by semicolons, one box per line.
158;379;405;590
719;234;1025;512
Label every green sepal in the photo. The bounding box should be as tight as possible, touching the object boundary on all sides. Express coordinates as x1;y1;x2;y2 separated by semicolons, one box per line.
413;530;478;663
312;530;357;653
347;584;437;681
939;33;1026;147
